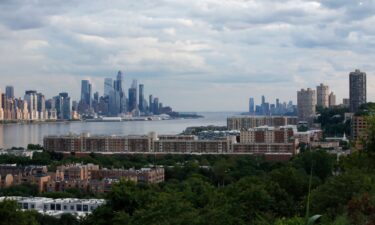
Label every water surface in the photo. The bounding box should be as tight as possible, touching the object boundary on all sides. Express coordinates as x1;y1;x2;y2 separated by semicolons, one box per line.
0;112;239;148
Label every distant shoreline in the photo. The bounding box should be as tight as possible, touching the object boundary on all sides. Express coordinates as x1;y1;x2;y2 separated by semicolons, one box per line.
0;115;204;125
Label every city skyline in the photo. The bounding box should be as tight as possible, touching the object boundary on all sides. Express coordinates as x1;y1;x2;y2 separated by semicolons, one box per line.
1;1;375;111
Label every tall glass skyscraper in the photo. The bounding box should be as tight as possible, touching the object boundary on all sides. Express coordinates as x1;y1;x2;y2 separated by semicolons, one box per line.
249;97;254;114
5;86;14;99
139;84;144;112
81;80;92;108
128;80;138;112
104;78;113;97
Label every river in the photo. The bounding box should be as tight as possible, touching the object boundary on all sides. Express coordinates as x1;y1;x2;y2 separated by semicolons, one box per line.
0;112;239;148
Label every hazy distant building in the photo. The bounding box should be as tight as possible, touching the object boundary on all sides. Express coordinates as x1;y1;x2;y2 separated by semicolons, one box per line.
128;80;138;112
37;93;46;120
104;78;113;97
153;97;159;114
329;92;336;107
113;71;126;113
54;93;71;120
80;80;92;110
249;97;255;114
5;86;14;99
349;69;366;113
149;95;153;114
297;88;316;123
139;84;144;113
316;83;329;108
24;90;38;120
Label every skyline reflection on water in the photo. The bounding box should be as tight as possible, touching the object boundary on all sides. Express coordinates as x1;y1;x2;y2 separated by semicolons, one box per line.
0;112;239;149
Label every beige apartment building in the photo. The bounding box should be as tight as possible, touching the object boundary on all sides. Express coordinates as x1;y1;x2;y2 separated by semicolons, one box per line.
233;126;298;155
227;116;298;130
317;83;330;108
297;88;316;123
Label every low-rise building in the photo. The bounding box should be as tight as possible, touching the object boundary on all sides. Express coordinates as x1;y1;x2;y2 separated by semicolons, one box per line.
154;138;235;153
0;196;105;218
233;126;299;155
227;116;298;130
0;164;50;192
44;134;153;152
294;130;323;144
91;167;164;184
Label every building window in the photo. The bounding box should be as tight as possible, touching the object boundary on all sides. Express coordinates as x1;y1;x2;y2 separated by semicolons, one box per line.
76;204;82;211
44;204;48;210
63;205;67;210
50;204;55;210
83;205;88;212
31;204;35;209
70;205;75;210
56;204;61;210
23;203;28;209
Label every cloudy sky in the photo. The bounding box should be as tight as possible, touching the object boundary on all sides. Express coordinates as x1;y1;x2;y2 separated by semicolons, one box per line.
0;0;374;111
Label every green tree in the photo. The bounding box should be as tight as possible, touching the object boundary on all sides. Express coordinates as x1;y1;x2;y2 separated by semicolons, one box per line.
130;192;200;225
0;200;38;225
310;172;375;218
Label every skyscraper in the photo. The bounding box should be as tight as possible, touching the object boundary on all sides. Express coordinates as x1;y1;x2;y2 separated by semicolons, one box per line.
297;88;316;123
55;93;71;120
329;92;336;107
153;97;159;114
37;93;46;120
81;80;92;108
113;71;127;113
249;97;254;114
5;86;14;99
349;69;366;113
316;83;329;108
139;84;144;112
114;71;124;92
104;78;113;97
128;80;138;112
24;90;38;120
149;95;153;114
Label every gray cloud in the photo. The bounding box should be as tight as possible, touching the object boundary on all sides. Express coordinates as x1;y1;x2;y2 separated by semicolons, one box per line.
0;0;374;111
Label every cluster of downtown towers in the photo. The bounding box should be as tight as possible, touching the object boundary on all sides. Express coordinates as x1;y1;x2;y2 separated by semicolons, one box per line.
0;71;170;121
80;71;170;118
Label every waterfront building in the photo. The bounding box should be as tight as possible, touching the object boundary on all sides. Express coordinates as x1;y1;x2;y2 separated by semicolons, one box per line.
349;69;366;113
24;90;39;120
249;97;255;114
5;86;14;99
44;134;154;152
113;70;127;113
80;80;92;111
233;126;299;156
153;97;159;114
104;78;113;97
227;116;298;130
128;80;138;112
139;84;144;112
154;138;235;154
297;88;316;123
